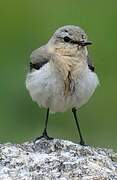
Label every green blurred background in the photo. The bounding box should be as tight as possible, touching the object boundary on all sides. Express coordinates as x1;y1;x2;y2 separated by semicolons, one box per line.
0;0;117;150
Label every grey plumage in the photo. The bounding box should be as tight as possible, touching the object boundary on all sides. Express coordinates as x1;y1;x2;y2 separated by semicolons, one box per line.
29;25;93;72
26;25;99;144
87;56;95;72
29;46;50;71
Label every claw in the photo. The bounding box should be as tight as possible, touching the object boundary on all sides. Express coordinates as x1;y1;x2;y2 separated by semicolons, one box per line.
34;129;53;143
79;140;85;146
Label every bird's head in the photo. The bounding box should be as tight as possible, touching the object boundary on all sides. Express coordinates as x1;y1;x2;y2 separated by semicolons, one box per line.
48;25;92;59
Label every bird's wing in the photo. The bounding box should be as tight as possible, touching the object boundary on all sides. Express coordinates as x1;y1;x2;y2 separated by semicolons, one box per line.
87;56;95;72
29;46;50;71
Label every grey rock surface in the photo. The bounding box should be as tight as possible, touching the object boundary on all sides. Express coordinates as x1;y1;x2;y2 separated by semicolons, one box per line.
0;139;116;180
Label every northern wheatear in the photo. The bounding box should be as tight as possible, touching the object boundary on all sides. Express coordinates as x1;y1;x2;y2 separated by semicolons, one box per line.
26;25;99;145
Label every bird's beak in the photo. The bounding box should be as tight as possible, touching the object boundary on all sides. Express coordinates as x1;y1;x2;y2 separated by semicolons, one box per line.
78;41;92;46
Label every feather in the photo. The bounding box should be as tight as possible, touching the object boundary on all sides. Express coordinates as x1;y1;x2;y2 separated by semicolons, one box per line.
87;56;95;72
29;46;50;71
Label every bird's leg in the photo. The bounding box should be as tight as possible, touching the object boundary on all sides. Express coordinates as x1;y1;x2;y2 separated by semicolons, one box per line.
34;108;53;142
42;108;53;139
72;107;85;146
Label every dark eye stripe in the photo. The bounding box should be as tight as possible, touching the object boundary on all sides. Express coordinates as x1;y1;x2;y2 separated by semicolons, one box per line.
63;37;85;46
30;60;48;71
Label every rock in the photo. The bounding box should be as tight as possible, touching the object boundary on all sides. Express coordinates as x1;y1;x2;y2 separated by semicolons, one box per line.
0;138;116;180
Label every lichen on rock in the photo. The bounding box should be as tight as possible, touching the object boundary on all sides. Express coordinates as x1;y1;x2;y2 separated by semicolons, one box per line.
0;139;116;179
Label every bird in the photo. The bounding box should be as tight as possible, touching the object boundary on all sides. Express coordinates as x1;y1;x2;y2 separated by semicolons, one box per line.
26;25;99;145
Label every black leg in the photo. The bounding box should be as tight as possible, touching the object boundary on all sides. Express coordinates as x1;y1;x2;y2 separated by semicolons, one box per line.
43;107;49;136
72;107;85;146
34;108;53;142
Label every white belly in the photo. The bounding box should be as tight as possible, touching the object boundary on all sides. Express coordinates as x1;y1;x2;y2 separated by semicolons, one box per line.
26;63;99;113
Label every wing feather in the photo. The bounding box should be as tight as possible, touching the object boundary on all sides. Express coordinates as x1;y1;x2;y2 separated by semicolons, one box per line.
87;56;95;72
29;46;50;71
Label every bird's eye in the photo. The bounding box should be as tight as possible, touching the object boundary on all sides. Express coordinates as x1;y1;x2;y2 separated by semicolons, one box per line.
63;36;71;42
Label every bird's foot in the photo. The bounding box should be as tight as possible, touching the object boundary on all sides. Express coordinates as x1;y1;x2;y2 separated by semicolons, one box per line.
34;129;53;143
79;140;87;146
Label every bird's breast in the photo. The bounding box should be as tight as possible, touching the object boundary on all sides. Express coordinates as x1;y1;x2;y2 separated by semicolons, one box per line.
52;55;87;96
26;60;99;112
